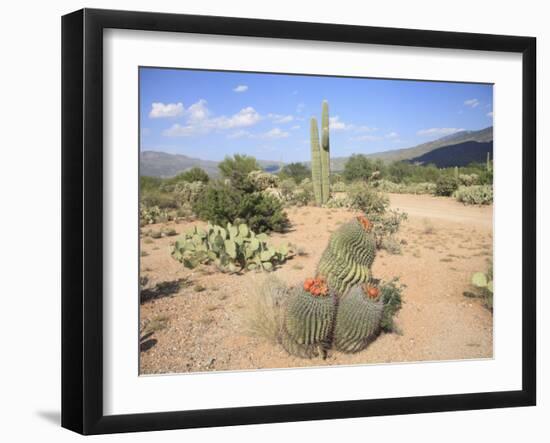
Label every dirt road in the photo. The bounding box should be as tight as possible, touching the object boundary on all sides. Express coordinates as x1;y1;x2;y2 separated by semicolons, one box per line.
139;194;493;374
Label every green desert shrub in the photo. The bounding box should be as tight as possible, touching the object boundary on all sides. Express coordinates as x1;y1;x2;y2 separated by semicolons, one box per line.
192;182;290;233
343;154;380;183
278;162;310;184
375;179;436;195
218;154;261;191
453;185;493;205
347;182;389;214
165;167;210;185
458;173;479;186
369;210;408;250
331;181;347;193
435;175;459;196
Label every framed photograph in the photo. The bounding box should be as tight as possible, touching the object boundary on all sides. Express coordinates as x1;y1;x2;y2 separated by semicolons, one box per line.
62;8;536;435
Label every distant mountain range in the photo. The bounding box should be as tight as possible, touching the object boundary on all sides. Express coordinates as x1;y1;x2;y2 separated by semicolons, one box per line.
140;151;282;178
140;126;493;177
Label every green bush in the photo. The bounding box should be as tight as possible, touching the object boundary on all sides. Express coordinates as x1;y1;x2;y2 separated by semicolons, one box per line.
218;154;261;191
343;154;379;183
192;182;290;233
453;185;493;205
435;175;459;196
375;179;436;195
279;162;310;184
369;210;408;250
347;183;389;214
170;167;210;184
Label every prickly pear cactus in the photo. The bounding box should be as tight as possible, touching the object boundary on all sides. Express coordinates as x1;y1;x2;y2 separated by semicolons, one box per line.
317;216;376;296
171;222;291;273
333;284;384;353
281;277;336;358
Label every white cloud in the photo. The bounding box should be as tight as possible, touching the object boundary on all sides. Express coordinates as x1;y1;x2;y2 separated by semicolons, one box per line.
233;85;248;93
386;132;399;139
262;128;290;139
296;103;305;113
487;111;494;118
162;124;195;137
268;113;294;124
187;99;209;121
291;125;301;130
464;98;480;108
149;102;184;118
329;116;353;131
417;127;465;137
227;130;251;139
355;125;377;133
163;100;261;137
213;106;261;129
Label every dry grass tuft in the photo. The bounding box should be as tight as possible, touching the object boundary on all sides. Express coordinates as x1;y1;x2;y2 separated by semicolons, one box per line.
240;275;289;344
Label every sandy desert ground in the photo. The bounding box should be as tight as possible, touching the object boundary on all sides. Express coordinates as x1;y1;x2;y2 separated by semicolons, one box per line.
139;193;493;374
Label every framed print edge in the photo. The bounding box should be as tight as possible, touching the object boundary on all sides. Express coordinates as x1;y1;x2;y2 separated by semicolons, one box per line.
61;8;536;435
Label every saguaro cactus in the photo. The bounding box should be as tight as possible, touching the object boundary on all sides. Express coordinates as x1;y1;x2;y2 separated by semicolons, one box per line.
310;101;331;205
320;100;330;203
310;118;323;205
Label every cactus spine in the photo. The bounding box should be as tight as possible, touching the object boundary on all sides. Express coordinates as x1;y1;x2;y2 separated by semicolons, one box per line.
320;100;330;204
282;283;335;358
310;117;323;205
310;101;331;205
317;217;376;297
333;285;384;353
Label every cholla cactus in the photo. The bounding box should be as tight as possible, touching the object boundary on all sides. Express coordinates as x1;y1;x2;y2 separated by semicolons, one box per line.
317;216;376;296
247;170;280;191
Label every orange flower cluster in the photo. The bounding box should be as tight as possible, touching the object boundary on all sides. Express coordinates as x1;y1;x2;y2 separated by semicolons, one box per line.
303;276;329;297
363;284;380;299
357;215;372;231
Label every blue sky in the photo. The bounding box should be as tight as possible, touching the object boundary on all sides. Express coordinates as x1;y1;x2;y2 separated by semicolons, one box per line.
140;67;493;162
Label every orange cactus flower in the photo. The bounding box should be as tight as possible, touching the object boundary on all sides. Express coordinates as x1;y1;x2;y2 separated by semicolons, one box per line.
357;215;372;231
304;278;315;291
366;285;380;299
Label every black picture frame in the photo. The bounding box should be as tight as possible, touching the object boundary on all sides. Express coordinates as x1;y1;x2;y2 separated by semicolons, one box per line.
62;8;537;435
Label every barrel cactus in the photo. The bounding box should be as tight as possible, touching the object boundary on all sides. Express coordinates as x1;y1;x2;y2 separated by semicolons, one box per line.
281;276;336;358
317;216;376;296
333;284;384;353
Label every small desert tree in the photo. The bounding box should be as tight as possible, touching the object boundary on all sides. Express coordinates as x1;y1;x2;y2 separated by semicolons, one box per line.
279;162;310;184
218;154;261;191
343;154;377;183
174;167;210;184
